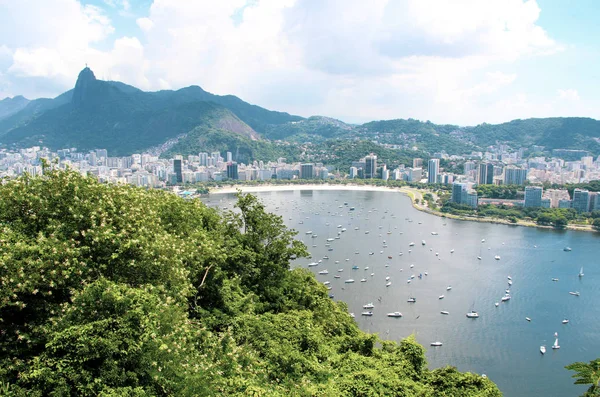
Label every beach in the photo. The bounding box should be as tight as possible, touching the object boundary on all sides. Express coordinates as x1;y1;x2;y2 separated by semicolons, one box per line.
208;183;597;233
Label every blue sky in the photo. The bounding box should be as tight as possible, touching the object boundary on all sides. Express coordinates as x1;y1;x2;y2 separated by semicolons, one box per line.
1;0;599;126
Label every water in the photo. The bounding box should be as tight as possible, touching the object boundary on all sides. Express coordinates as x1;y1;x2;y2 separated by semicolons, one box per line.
205;189;600;397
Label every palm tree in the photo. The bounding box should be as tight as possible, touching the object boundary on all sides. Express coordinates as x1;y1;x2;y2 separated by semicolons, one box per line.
566;358;600;396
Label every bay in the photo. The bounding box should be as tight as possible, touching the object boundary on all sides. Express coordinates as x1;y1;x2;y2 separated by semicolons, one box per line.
205;188;600;397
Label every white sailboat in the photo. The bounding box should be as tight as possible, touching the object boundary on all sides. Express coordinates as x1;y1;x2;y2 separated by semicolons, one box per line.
540;345;546;354
579;267;584;277
552;333;560;350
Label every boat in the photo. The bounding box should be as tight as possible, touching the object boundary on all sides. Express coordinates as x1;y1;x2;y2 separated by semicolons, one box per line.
352;265;359;270
495;302;499;307
481;239;485;243
563;247;572;252
494;255;501;260
385;282;392;287
526;317;531;322
307;262;318;267
337;224;342;228
364;266;369;270
305;231;313;234
344;279;355;283
477;256;482;260
440;311;449;315
311;234;318;238
446;286;452;291
360;278;367;282
422;240;426;245
579;267;584;277
349;313;355;318
466;311;479;318
540;345;546;354
501;295;511;302
410;264;414;268
430;342;443;347
388;256;393;259
363;303;375;309
431;232;438;235
387;312;403;318
365;231;370;234
569;291;580;296
507;276;512;280
552;278;559;281
552;333;560;350
350;207;355;211
334;275;341;279
385;276;391;281
439;295;445;300
322;256;329;260
326;238;335;242
369;252;374;255
409;242;415;247
318;270;329;275
341;228;347;232
508;280;512;286
323;281;330;286
562;319;569;324
450;249;455;253
361;311;373;316
407;297;416;303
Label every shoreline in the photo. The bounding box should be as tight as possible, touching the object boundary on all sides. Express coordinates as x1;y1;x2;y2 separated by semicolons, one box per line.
207;183;597;233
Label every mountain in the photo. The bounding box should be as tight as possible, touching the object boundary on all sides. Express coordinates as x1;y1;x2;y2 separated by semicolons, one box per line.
0;67;302;155
0;96;30;120
2;67;599;157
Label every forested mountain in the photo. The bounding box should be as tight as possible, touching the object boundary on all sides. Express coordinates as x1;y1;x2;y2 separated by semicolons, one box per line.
0;169;502;396
1;67;599;158
0;96;30;120
0;67;302;155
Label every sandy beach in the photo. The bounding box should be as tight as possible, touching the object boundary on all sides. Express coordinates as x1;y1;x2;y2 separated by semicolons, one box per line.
209;184;405;195
208;183;597;233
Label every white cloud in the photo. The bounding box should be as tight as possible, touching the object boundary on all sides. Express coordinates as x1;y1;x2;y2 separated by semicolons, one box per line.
136;17;154;32
558;89;580;101
1;0;593;124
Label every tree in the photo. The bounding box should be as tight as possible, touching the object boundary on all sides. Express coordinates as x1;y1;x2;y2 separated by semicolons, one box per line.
593;218;600;231
566;359;600;396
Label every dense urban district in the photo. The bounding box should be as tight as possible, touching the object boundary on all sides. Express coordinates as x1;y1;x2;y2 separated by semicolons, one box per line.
3;144;600;231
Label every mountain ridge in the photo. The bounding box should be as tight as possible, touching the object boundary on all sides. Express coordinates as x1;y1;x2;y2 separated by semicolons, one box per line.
1;67;599;157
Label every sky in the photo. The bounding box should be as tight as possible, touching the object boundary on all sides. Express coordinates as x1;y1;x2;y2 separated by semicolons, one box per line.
1;0;599;126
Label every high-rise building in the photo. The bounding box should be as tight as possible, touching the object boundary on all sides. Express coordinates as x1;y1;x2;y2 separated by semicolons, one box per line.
452;182;467;204
226;152;232;163
300;163;314;179
226;162;239;180
349;167;358;179
173;158;183;183
319;168;329;179
464;161;476;174
199;152;208;166
477;163;495;185
589;192;599;211
427;159;439;184
381;168;389;181
486;164;494;184
412;158;423;168
504;166;528;185
365;155;377;179
524;186;543;208
572;188;590;212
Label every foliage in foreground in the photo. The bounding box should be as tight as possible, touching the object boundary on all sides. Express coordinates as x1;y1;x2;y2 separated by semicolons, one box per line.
566;359;600;397
0;170;501;396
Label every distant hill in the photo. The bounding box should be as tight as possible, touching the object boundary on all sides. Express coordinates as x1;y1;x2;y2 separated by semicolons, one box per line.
1;67;599;157
0;67;302;156
0;96;30;120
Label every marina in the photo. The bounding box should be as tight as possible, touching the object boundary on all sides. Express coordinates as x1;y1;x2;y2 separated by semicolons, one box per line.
207;188;600;397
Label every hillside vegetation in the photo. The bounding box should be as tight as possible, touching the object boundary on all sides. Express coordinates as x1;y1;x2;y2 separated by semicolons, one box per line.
0;170;501;396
